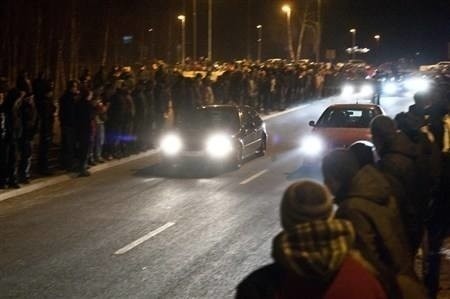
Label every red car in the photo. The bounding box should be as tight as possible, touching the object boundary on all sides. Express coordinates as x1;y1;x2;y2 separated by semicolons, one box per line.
300;104;384;158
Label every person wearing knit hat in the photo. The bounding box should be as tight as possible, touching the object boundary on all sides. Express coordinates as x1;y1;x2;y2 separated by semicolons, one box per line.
280;180;333;231
236;180;387;299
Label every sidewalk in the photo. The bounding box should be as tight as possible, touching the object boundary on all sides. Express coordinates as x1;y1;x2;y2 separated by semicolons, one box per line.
0;149;158;202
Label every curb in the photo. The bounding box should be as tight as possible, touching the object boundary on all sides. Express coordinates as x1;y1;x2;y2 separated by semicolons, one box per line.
0;149;158;203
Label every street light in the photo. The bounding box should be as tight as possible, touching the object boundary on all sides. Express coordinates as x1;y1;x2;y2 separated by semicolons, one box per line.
349;28;356;59
177;15;186;66
374;34;381;46
282;4;295;61
148;28;155;59
256;25;262;63
374;34;381;63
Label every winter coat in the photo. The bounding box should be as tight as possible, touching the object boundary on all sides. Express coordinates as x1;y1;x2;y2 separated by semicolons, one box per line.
4;89;24;141
74;98;94;141
335;165;427;299
236;219;387;299
19;96;38;141
376;131;424;251
58;91;79;128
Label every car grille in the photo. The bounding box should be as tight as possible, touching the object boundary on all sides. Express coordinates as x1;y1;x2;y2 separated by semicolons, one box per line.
183;140;204;151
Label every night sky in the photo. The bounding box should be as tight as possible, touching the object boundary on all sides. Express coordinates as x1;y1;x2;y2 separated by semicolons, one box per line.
3;0;448;65
123;0;449;63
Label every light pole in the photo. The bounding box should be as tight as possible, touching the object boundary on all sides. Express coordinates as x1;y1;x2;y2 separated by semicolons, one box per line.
148;28;154;59
178;15;186;66
282;4;295;61
349;28;356;59
256;25;262;63
208;0;212;62
374;34;381;63
374;34;381;48
193;0;197;61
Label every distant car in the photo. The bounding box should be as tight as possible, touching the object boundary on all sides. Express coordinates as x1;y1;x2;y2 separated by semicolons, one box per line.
159;105;267;168
340;78;379;103
300;104;384;159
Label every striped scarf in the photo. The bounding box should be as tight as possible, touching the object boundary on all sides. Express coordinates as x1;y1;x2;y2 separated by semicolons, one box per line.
272;219;355;282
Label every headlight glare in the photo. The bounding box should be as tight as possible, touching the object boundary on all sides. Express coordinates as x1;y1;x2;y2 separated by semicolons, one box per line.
206;134;233;158
360;84;374;96
405;78;430;92
341;85;355;96
300;135;325;156
383;82;398;95
160;134;183;155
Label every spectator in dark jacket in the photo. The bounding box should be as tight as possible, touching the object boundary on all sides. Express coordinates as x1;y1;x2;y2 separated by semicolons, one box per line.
1;89;25;189
236;180;387;299
35;79;56;175
59;80;80;171
0;80;8;188
75;89;94;177
370;115;424;252
322;149;427;299
17;93;38;183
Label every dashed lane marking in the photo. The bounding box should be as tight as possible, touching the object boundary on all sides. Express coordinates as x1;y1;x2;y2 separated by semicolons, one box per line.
239;170;269;185
114;222;176;255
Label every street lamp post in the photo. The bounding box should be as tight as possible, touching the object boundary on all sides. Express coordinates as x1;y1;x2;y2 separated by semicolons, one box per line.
374;34;381;63
256;25;262;63
282;4;295;61
350;28;356;59
208;0;212;62
193;0;197;61
148;28;154;59
374;34;381;48
178;15;186;66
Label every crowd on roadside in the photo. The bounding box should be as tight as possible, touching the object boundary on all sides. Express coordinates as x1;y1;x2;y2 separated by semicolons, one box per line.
236;84;450;298
0;60;373;186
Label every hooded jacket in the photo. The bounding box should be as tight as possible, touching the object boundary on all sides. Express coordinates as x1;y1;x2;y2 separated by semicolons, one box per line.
376;132;425;251
335;165;427;299
235;219;387;299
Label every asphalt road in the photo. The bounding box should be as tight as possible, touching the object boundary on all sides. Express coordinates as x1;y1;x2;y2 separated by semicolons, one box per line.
0;95;414;298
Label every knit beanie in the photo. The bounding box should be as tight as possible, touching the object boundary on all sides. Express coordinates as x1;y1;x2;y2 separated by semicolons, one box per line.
370;115;397;140
280;180;333;232
322;149;360;200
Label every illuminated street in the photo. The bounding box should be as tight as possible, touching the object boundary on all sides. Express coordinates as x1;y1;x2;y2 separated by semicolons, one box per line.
1;94;432;298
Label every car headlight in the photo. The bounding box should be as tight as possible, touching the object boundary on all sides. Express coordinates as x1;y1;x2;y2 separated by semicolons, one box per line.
383;82;398;95
300;135;325;156
404;78;430;92
206;134;233;158
360;84;374;96
341;85;355;96
160;134;183;156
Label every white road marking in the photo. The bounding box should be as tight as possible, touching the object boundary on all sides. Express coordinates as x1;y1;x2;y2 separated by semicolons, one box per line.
240;170;269;185
114;222;175;255
143;178;157;183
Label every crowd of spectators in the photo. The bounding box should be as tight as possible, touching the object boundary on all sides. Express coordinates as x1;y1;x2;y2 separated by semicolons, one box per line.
236;82;450;299
0;61;368;185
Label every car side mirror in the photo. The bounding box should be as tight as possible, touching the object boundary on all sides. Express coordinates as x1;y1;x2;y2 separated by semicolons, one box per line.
309;121;316;127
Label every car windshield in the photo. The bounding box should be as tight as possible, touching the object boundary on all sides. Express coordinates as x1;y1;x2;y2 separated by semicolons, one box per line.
178;108;240;131
316;107;379;128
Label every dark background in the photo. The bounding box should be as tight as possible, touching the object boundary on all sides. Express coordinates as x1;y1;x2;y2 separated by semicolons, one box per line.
0;0;449;87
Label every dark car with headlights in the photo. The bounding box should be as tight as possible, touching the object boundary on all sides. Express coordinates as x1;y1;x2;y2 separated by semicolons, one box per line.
300;104;384;160
159;105;267;168
340;78;379;102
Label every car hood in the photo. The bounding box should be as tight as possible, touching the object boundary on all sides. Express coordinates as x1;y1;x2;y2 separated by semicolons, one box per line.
312;127;372;148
